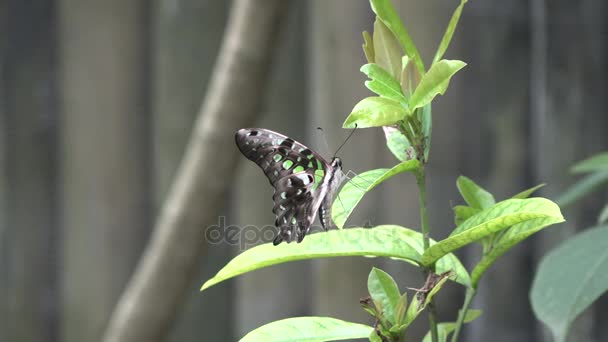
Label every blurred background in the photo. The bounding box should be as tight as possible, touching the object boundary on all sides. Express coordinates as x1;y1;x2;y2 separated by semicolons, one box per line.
1;0;607;341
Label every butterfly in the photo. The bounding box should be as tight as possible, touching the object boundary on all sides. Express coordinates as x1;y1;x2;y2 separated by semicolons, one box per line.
235;128;345;245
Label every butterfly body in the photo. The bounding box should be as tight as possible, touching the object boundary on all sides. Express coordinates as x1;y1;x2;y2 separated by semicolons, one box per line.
235;128;344;245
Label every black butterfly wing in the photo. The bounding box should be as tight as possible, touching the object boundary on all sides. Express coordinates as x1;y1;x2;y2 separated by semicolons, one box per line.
235;128;332;244
271;172;319;244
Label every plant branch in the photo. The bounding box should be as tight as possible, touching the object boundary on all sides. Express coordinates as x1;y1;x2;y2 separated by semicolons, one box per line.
414;166;438;341
101;1;289;341
450;287;476;342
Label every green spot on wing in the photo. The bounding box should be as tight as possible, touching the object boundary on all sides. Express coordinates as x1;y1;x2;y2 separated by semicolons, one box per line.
293;166;304;173
282;160;293;169
273;154;283;162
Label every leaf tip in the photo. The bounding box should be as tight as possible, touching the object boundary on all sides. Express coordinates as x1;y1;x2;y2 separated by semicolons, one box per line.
200;280;214;292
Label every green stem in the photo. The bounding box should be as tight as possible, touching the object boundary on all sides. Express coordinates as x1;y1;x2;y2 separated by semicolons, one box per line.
427;300;439;342
415;168;430;250
450;287;476;342
414;167;437;342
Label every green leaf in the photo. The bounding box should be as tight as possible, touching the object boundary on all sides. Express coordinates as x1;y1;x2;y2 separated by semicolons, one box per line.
555;170;608;207
383;126;413;162
343;97;408;128
370;0;424;73
511;183;546;199
420;104;432;161
421;309;481;342
471;215;564;287
400;56;420;99
408;60;466;112
239;316;373;342
201;226;422;291
421;198;564;267
403;294;422;328
332;160;420;228
369;331;383;342
394;292;408;325
456;176;496;209
598;203;608;224
201;225;472;291
570;151;608;174
453;205;480;226
368;267;401;324
531;225;608;342
373;19;402;81
361;64;406;103
362;31;375;63
432;0;468;64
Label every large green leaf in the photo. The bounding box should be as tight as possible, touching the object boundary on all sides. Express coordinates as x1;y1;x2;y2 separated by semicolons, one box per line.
369;0;424;73
408;60;466;112
201;225;471;291
470;215;564;287
240;317;373;342
332;160;420;227
555;170;608;207
361;63;406;103
372;19;402;81
531;225;608;342
432;0;468;64
343;96;408;128
368;267;401;324
383;126;412;162
421;198;564;266
456;176;495;209
421;309;481;342
201;226;421;291
570;151;608;174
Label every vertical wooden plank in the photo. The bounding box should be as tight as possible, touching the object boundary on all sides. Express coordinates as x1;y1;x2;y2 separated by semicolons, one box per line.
532;1;608;341
451;2;539;341
233;2;314;337
150;0;233;341
308;0;381;325
0;1;59;341
58;1;150;341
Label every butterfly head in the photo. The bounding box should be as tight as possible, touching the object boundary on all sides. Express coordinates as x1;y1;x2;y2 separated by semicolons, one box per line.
330;157;342;170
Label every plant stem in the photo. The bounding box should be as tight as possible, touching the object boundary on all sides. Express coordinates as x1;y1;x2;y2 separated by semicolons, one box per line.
450;287;477;342
427;300;439;342
414;167;437;341
415;168;430;250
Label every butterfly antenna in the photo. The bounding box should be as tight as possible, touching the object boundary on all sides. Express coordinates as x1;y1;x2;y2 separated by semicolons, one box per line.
333;123;358;157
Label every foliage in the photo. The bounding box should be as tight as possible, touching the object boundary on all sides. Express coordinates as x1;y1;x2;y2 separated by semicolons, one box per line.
201;1;564;341
531;151;608;342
